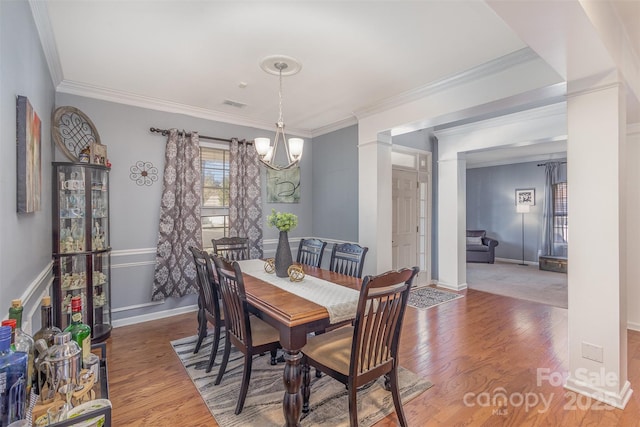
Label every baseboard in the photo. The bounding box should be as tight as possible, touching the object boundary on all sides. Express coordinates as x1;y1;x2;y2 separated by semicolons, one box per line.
112;304;198;328
564;377;633;410
495;257;539;266
436;281;468;291
628;321;640;332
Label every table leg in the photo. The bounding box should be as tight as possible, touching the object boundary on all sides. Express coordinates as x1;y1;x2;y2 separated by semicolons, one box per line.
282;350;303;427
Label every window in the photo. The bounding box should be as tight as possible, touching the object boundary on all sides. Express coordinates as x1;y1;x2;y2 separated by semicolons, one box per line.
200;144;230;248
553;182;568;243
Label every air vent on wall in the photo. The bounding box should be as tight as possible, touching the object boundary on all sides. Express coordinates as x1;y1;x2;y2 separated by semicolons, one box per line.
223;99;247;108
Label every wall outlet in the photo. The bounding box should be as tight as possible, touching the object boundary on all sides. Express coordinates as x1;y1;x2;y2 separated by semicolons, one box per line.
582;342;604;363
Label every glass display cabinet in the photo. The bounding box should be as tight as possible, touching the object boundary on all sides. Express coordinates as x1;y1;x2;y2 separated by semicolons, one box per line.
52;162;112;342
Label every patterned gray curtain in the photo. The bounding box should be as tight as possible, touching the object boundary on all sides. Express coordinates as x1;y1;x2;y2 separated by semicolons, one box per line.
229;138;263;259
151;129;202;301
541;162;560;256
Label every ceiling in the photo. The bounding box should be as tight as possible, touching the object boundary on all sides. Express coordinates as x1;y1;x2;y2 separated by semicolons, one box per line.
42;1;528;136
38;1;638;149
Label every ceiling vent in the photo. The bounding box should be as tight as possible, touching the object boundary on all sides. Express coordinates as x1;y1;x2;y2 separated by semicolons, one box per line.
223;99;247;108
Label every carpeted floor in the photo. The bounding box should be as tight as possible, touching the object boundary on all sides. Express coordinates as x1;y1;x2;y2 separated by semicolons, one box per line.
466;261;568;308
171;334;432;427
408;286;463;309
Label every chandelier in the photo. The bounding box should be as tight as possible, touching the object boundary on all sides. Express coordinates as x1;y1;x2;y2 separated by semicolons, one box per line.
254;58;303;170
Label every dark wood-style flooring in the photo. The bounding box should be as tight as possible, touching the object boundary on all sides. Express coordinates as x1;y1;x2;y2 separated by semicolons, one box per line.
106;289;640;426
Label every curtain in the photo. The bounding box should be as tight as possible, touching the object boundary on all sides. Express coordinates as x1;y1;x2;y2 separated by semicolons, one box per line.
541;162;560;256
151;129;202;301
229;138;263;259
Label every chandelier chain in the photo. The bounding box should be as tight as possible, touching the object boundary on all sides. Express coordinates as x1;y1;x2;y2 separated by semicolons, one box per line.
278;67;284;125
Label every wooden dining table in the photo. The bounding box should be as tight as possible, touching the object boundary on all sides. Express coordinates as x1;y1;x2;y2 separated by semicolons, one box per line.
240;264;361;427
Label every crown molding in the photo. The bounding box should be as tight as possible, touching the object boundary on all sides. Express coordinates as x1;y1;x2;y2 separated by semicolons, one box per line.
56;80;313;139
354;47;540;120
29;0;63;86
311;116;358;138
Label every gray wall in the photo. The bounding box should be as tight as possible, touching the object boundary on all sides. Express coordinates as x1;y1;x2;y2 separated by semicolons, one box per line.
466;160;567;262
1;0;56;334
311;125;359;242
54;93;315;323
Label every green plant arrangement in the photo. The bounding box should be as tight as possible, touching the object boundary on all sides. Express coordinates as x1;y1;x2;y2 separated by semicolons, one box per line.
267;209;298;232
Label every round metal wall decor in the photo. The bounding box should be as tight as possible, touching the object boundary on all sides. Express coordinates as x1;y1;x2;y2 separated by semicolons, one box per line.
52;106;101;162
130;161;158;186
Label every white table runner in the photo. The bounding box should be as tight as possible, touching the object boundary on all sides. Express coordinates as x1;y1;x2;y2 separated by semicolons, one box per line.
237;259;359;324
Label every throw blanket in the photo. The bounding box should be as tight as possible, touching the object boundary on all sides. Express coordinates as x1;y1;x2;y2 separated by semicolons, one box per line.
237;259;359;324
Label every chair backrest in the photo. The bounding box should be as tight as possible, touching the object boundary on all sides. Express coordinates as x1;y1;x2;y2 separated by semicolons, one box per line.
211;254;252;347
189;246;221;322
350;267;419;385
296;238;327;268
212;236;250;261
329;243;368;278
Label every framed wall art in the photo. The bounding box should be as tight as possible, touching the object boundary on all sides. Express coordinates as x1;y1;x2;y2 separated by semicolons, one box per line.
16;95;41;213
266;166;300;203
515;188;535;206
90;142;107;165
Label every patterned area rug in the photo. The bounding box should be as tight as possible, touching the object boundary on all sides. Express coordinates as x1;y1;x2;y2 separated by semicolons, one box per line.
408;286;463;309
171;334;432;427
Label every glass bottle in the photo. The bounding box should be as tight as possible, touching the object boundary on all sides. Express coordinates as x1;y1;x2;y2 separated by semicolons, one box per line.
0;325;28;425
2;319;35;396
8;300;23;329
63;296;91;360
33;296;62;349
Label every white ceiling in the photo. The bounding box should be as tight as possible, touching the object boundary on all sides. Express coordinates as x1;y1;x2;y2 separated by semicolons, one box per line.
43;0;528;136
38;0;638;162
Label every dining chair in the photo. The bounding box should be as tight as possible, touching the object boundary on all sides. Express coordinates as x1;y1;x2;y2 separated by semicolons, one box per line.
329;243;369;278
296;238;327;268
189;247;224;374
211;254;281;415
212;236;250;261
301;266;419;427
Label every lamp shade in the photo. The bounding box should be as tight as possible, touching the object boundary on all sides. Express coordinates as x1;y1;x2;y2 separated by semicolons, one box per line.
254;137;271;156
516;204;530;214
288;138;304;159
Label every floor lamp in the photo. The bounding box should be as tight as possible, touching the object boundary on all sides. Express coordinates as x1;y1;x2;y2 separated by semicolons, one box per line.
516;204;530;266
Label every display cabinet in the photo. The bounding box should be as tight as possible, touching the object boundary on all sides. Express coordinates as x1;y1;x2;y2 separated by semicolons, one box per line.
52;162;112;342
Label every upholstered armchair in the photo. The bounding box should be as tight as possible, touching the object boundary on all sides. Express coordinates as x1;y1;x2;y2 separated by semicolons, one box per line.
466;230;499;264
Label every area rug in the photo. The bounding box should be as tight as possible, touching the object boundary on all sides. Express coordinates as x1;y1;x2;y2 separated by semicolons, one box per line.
466;261;568;308
408;286;463;309
171;334;432;427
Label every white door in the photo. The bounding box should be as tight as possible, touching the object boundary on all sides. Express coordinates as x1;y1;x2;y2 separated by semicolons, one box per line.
392;169;418;270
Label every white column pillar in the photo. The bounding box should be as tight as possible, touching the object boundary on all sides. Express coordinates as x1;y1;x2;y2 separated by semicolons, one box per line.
358;133;393;275
565;79;632;408
437;155;467;290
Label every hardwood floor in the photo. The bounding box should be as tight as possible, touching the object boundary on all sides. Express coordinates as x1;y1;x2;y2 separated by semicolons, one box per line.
106;289;640;426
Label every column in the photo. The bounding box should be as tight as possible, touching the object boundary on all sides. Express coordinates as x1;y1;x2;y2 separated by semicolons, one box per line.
358;133;392;275
565;79;631;408
436;154;467;290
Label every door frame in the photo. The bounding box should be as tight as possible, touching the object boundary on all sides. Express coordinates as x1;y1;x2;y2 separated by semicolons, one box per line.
391;147;432;284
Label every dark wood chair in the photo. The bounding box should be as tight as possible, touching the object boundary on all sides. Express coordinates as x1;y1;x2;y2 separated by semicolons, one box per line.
211;255;281;415
189;246;223;374
212;236;249;261
296;238;327;268
329;243;368;278
301;266;419;427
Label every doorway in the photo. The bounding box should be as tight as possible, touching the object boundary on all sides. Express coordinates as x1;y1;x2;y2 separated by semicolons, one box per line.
391;149;432;282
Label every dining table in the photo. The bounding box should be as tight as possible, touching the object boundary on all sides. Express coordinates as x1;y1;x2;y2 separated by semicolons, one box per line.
237;259;362;427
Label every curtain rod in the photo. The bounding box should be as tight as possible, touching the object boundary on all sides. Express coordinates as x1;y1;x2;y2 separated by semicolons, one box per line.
149;127;252;144
537;161;567;167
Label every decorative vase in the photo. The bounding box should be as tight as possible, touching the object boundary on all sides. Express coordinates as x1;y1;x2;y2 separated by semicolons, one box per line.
275;231;293;278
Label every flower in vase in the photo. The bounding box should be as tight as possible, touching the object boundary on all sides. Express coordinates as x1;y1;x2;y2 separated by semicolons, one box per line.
267;209;298;232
